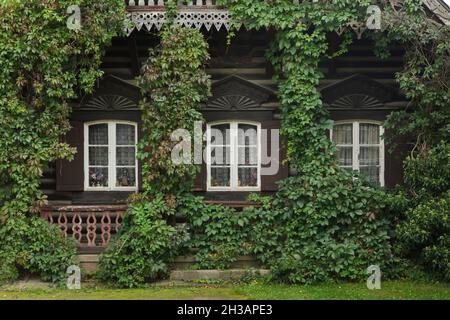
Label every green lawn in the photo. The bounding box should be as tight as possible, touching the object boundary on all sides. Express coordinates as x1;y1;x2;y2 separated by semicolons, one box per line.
0;281;449;300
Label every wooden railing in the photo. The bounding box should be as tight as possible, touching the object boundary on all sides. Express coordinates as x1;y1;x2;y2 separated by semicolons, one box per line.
40;205;126;247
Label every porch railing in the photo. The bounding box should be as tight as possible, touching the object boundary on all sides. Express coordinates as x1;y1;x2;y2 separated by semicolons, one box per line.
40;205;126;247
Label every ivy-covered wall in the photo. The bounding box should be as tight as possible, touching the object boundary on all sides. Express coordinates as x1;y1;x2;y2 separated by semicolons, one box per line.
1;0;448;286
98;4;213;286
0;0;126;284
98;0;449;286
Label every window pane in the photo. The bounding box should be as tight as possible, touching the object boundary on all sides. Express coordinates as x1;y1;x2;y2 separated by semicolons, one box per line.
333;124;353;145
359;146;379;166
360;123;380;144
211;146;230;165
116;147;136;166
210;167;230;187
89;147;108;166
238;146;258;165
238;124;257;146
89;167;108;187
116;124;135;145
210;124;230;145
238;167;258;187
336;146;353;166
116;168;136;187
89;124;108;145
360;166;380;185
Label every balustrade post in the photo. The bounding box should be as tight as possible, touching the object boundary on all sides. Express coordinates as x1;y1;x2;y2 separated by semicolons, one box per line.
115;211;123;233
86;212;97;247
101;212;112;246
57;212;68;237
72;213;83;244
42;211;53;224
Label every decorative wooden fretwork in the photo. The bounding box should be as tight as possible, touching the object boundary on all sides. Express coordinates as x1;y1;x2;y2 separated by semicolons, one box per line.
127;9;233;34
101;212;112;246
330;94;383;109
336;21;367;40
78;75;141;111
40;205;126;247
83;94;138;111
124;0;450;36
72;213;83;243
207;95;260;110
126;0;233;35
86;213;97;247
206;75;275;111
321;74;397;110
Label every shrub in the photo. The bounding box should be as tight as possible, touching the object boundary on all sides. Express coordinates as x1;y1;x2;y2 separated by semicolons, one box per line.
178;171;395;284
98;196;181;288
396;193;450;281
248;171;394;284
387;142;450;281
179;195;251;269
0;0;125;284
403;142;450;201
0;216;77;284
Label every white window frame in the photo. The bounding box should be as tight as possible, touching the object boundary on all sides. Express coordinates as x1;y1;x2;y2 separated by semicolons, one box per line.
206;121;261;192
330;120;385;186
84;120;138;191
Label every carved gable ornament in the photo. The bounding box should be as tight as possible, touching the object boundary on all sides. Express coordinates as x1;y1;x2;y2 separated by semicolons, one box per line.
321;74;397;110
79;75;141;111
206;75;275;111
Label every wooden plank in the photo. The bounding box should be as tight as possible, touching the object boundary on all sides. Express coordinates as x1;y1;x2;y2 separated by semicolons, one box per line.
203;200;261;208
128;35;141;77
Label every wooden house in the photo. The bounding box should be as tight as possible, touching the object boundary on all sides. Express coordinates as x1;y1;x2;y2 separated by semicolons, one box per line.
39;0;450;251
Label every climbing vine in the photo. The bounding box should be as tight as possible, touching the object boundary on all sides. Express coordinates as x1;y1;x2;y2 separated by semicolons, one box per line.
0;0;125;283
98;2;213;287
200;0;448;282
373;2;450;280
137;22;211;198
2;0;447;285
100;0;449;284
374;1;449;153
179;0;393;283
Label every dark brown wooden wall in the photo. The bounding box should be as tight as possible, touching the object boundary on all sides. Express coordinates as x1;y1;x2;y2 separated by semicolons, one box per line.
41;29;411;204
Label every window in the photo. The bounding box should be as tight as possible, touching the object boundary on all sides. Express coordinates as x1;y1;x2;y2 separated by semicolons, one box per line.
84;121;138;191
206;121;261;191
331;121;384;186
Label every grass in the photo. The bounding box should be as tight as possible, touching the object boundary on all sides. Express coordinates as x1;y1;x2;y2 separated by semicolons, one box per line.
0;280;449;300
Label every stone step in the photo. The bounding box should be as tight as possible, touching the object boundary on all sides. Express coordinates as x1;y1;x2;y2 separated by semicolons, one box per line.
170;269;270;282
78;254;99;273
77;254;262;273
173;255;261;270
203;200;261;209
